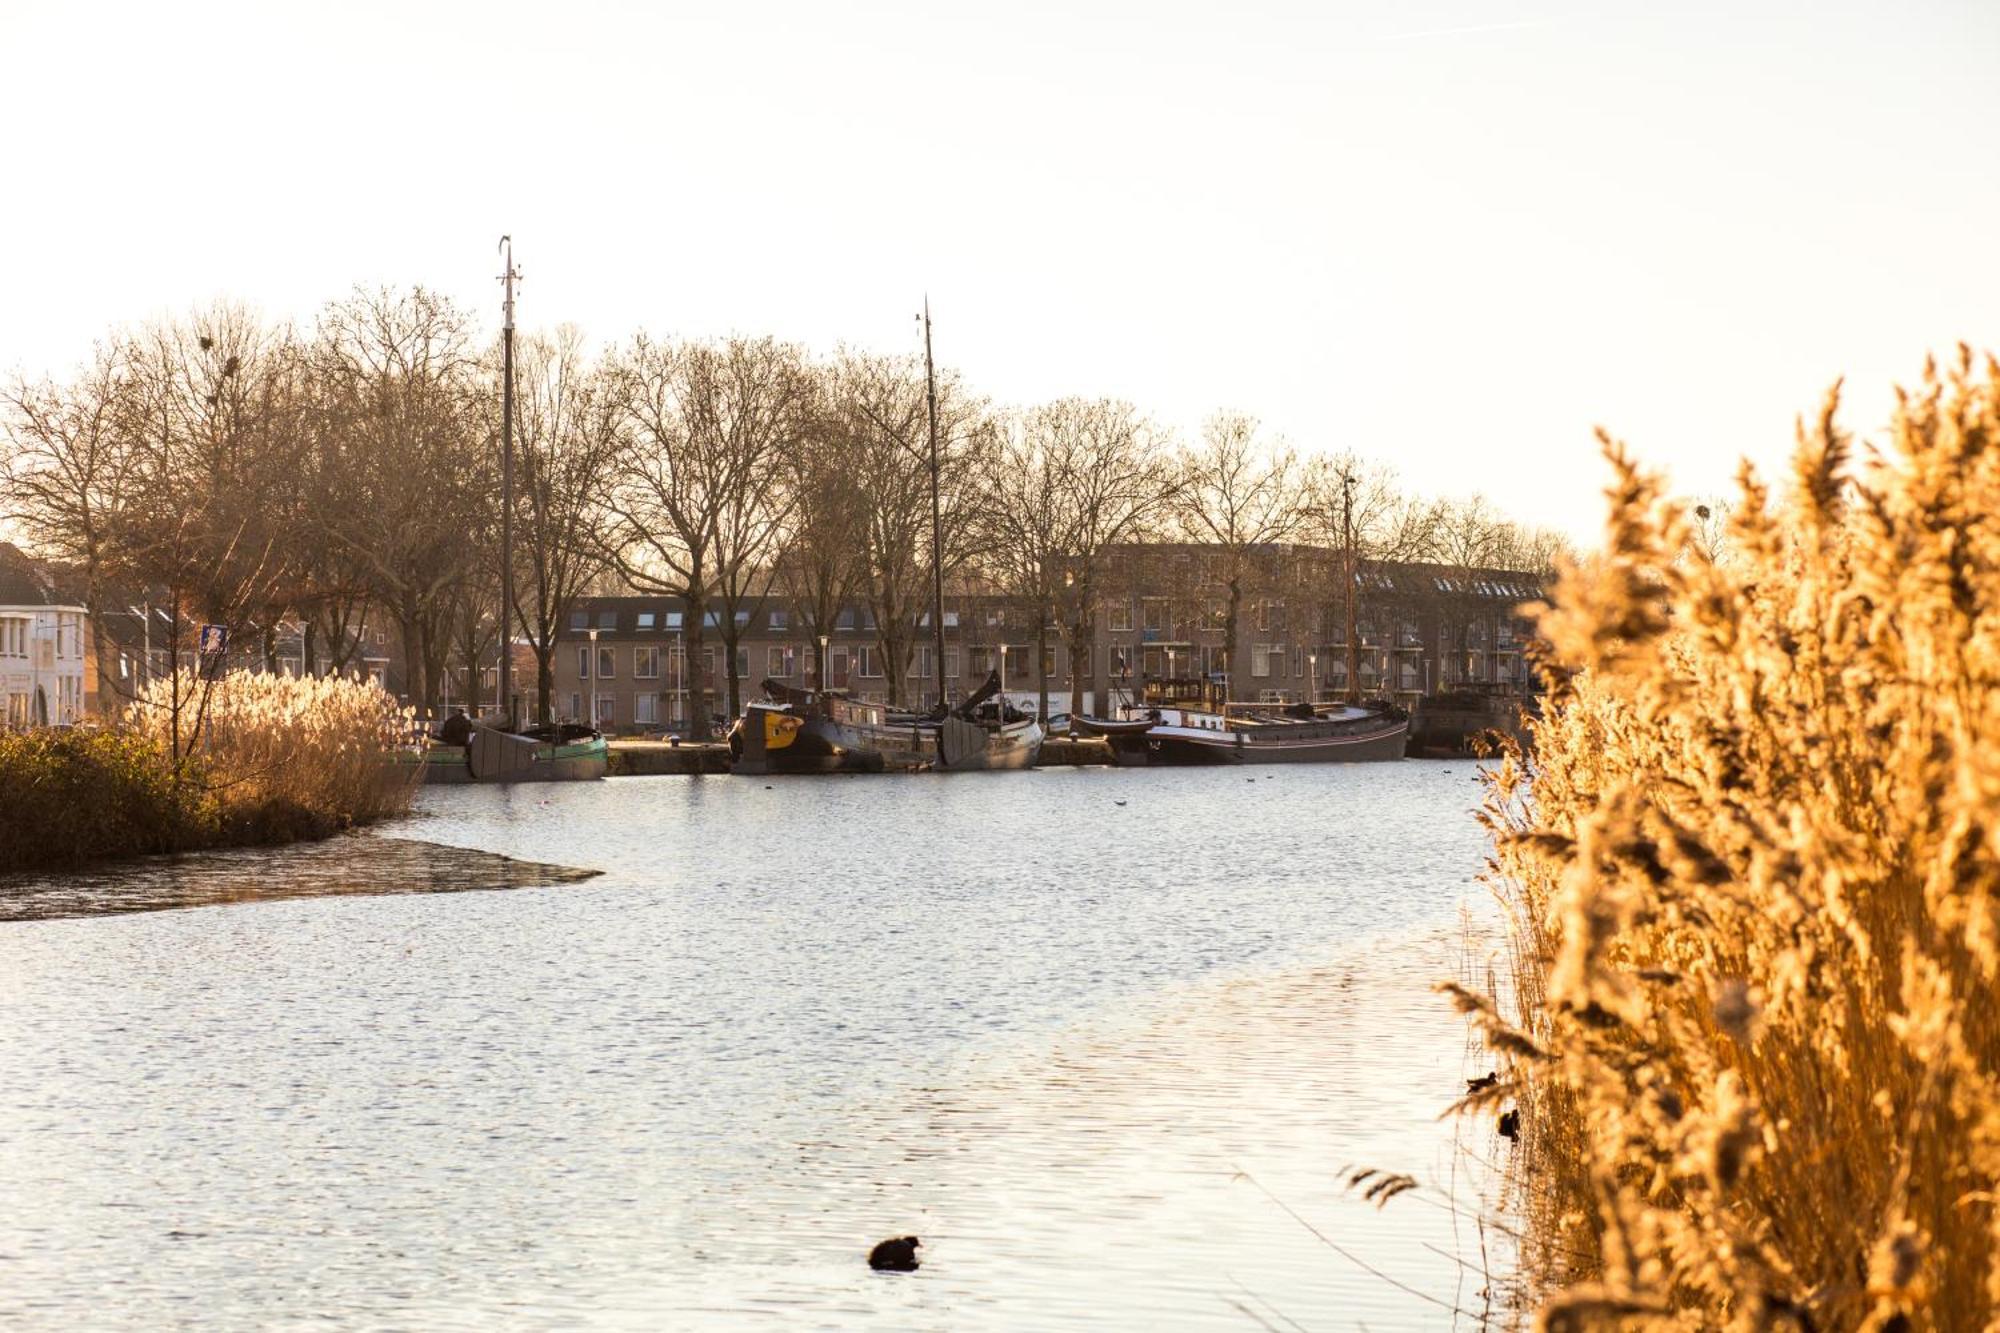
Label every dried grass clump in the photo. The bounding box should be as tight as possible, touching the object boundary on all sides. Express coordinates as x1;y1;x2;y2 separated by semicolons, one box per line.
128;670;419;840
1480;351;2000;1330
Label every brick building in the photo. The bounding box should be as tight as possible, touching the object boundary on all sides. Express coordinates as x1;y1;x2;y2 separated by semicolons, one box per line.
550;551;1547;736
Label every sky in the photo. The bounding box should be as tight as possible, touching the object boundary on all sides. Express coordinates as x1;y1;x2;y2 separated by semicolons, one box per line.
2;0;1996;545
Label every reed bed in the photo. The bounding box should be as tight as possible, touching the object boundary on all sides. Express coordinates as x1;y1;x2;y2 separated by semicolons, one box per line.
1469;352;2000;1330
126;670;419;844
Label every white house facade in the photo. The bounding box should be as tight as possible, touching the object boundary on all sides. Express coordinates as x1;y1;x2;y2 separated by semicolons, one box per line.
0;604;88;727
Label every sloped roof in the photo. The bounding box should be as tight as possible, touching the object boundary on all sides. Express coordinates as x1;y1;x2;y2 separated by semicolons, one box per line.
0;542;68;608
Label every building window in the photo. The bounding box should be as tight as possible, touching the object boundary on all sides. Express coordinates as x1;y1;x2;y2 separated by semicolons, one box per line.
665;611;683;630
1251;644;1276;678
969;646;994;675
943;648;960;681
635;694;658;725
1040;644;1058;679
597;610;618;630
835;607;856;631
912;644;933;679
768;646;793;676
1107;601;1133;633
1142;598;1166;632
768;609;789;631
1291;646;1305;678
597;647;615;678
635;646;659;679
703;647;718;679
569;610;588;631
857;646;882;678
637;611;655;630
734;647;750;679
578;646;591;679
1073;645;1091;679
596;694;616;723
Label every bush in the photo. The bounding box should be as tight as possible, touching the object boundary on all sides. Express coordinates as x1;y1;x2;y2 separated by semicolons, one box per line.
125;670;420;841
0;728;205;871
1474;353;2000;1328
0;673;420;874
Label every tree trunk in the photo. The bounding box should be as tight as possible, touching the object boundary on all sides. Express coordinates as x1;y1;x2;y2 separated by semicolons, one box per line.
462;636;483;715
1223;574;1243;700
684;592;709;740
302;619;319;677
722;624;743;719
1069;609;1092;724
536;642;555;724
1035;613;1050;726
397;608;426;715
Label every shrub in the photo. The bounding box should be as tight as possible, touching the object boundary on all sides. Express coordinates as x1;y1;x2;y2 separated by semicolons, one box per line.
1476;352;2000;1328
0;727;205;871
125;670;420;842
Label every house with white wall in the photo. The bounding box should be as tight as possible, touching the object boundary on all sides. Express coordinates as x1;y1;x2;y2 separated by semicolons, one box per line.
0;543;88;727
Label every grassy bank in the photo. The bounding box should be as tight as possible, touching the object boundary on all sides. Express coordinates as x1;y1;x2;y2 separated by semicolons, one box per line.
1470;353;2000;1329
1;673;418;874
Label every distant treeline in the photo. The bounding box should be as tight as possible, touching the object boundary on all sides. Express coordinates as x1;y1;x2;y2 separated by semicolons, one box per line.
0;288;1567;737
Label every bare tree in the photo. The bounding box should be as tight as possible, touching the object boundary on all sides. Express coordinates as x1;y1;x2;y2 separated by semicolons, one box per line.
1303;454;1440;700
510;327;616;723
771;373;868;690
978;408;1069;721
984;397;1178;722
832;350;988;708
702;338;813;719
1;341;143;706
602;335;805;737
308;286;491;714
1173;412;1307;694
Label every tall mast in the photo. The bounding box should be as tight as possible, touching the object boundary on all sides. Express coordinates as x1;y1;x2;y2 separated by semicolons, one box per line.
1342;470;1359;704
922;298;948;712
498;236;519;728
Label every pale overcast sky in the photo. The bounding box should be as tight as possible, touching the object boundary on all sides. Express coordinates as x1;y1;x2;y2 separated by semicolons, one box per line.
2;0;1995;543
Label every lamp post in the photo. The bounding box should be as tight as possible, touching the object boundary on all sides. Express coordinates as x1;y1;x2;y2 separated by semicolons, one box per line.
998;642;1008;713
1309;651;1317;706
587;627;598;728
819;634;830;691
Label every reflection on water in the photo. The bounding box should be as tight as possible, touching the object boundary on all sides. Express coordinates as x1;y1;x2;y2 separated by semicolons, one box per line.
0;763;1506;1329
0;835;600;922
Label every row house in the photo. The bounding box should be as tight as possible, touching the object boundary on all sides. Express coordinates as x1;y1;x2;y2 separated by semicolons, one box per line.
553;555;1546;735
0;542;89;727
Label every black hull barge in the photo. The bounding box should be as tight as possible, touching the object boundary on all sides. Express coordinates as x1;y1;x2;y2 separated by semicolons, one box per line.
729;679;927;775
1077;701;1407;767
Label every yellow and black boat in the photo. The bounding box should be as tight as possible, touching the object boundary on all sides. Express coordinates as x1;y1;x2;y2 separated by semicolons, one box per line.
728;679;927;775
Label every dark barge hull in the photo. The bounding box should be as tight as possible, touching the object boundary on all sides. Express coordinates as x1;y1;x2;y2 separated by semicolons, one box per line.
1080;715;1409;766
730;699;926;775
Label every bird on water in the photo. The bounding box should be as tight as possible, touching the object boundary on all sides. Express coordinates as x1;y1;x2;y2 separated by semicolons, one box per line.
869;1236;921;1272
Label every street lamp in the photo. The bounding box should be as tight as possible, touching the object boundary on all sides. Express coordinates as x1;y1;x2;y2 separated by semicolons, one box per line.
998;642;1009;712
1309;651;1317;706
819;634;830;691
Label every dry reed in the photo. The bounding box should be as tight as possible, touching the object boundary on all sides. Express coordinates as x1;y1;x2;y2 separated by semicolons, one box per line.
1474;350;2000;1330
128;670;419;838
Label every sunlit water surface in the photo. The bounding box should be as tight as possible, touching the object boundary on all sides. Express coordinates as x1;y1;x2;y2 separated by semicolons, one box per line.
0;763;1512;1329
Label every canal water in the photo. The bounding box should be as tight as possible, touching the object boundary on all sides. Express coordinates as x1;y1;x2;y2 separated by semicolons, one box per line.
0;763;1511;1330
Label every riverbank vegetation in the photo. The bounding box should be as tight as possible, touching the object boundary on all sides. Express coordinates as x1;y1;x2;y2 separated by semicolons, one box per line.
1472;352;2000;1328
0;291;1566;740
0;673;416;874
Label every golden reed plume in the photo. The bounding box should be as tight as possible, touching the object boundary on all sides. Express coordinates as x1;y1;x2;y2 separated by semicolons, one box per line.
1475;349;2000;1330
